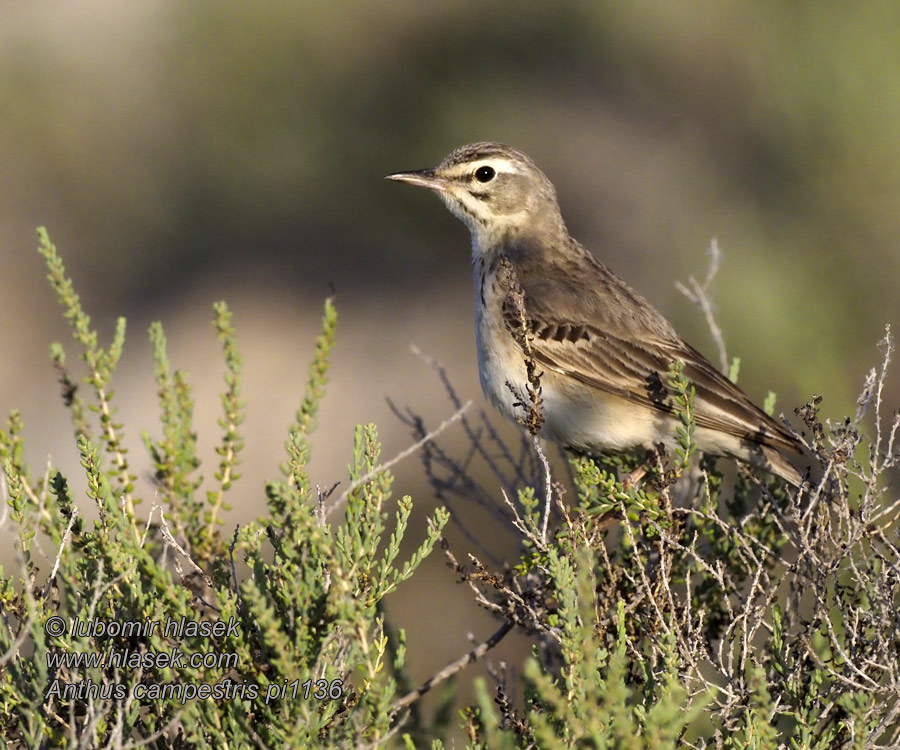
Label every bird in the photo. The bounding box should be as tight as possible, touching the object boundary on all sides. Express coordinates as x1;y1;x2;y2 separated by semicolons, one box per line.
386;142;805;486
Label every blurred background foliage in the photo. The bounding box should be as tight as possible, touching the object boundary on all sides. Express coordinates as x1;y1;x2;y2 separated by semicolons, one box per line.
2;0;899;734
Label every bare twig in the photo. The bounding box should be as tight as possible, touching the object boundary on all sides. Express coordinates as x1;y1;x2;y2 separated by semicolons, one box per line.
533;436;553;543
390;618;514;713
410;344;529;489
675;238;729;374
329;400;471;517
158;511;214;589
42;504;79;600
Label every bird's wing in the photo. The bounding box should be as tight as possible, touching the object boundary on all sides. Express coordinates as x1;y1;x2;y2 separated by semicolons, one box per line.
502;260;802;455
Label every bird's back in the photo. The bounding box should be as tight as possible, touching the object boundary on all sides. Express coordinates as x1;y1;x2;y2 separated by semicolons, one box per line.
494;235;804;474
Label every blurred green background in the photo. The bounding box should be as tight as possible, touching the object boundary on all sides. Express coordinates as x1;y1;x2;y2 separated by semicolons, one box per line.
2;0;899;734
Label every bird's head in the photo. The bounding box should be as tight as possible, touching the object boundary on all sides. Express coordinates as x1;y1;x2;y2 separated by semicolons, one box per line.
387;142;565;255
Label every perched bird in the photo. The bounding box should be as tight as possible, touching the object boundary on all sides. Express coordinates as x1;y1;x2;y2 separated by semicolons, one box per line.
387;142;804;485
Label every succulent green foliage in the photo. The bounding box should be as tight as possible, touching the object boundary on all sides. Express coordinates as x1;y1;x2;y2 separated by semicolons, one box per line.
667;357;698;476
141;320;203;544
292;297;338;442
204;301;245;542
0;230;448;748
37;227;138;533
3;230;899;748
437;333;900;748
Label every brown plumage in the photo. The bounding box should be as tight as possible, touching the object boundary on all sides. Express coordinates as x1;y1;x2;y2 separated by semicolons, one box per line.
388;142;805;485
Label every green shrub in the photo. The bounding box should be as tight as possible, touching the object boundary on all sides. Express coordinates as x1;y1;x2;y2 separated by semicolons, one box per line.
1;231;898;748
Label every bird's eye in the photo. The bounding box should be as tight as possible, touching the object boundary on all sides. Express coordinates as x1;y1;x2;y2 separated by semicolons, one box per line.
474;166;495;183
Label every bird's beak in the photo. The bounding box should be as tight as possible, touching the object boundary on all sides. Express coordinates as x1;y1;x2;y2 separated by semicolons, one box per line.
385;169;449;193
